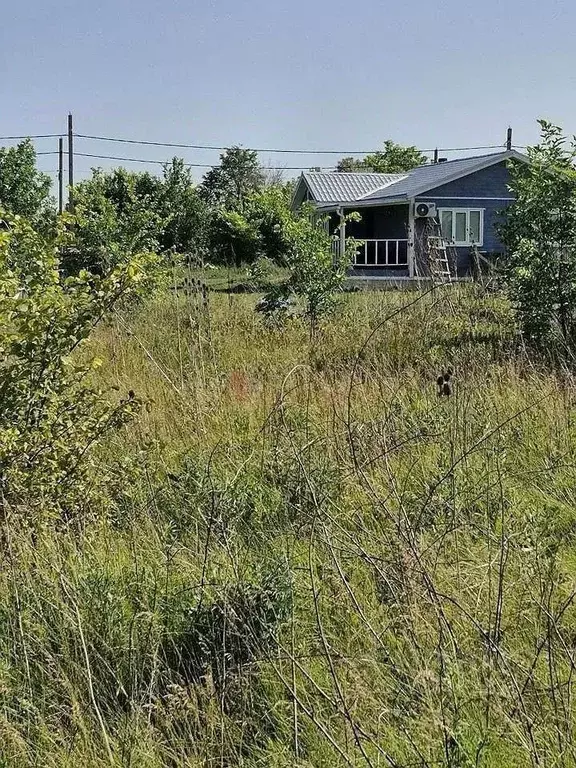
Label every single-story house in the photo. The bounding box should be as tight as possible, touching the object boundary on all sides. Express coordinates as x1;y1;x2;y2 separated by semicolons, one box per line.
291;149;528;279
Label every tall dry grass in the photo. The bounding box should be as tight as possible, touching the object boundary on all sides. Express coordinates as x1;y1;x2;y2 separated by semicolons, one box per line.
2;280;576;767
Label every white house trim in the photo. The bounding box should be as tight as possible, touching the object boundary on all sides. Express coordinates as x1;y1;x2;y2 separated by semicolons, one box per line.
438;207;485;247
408;197;415;277
337;207;346;262
418;196;515;201
315;198;408;212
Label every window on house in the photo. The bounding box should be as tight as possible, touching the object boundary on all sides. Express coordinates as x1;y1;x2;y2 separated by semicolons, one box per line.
439;208;484;246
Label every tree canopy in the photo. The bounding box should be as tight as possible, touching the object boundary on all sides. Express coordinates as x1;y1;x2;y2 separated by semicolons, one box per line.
64;161;210;273
199;147;265;211
66;167;166;273
501;120;576;351
337;140;427;173
0;137;431;275
0;139;53;224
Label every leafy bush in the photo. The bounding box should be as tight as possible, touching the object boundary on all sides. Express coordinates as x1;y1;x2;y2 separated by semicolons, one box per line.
258;207;359;330
160;158;209;257
65;168;166;274
205;175;294;267
0;210;158;519
208;208;262;267
64;162;208;274
501;120;576;351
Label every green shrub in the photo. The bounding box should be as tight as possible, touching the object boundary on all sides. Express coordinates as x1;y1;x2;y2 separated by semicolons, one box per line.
0;210;157;519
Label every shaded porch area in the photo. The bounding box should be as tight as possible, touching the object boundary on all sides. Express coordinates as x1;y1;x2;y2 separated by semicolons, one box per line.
330;203;411;277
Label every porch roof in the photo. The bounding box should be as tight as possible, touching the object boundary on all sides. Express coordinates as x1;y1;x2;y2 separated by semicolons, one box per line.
301;171;405;204
296;150;528;209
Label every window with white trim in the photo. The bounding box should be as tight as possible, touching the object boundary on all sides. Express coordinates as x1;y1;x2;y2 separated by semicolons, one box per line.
438;208;484;246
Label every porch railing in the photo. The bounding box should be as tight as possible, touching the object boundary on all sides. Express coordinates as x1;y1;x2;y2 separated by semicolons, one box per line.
353;239;409;267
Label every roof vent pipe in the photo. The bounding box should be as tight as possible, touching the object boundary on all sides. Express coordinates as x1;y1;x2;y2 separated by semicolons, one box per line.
506;127;513;151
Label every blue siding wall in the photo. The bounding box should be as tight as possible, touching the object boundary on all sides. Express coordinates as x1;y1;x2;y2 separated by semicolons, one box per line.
421;161;512;198
416;160;514;273
417;196;508;273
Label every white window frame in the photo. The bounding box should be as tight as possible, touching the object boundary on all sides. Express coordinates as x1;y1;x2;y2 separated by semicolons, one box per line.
438;208;484;247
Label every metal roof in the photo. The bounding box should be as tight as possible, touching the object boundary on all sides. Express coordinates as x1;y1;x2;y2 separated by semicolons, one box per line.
298;150;528;208
302;171;405;204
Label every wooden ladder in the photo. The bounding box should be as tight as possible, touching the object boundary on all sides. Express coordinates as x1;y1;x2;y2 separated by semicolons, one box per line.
426;236;453;283
425;220;455;283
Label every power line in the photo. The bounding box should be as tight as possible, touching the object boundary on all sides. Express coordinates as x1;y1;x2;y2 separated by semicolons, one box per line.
1;130;510;157
428;144;505;152
75;132;505;156
74;133;393;154
35;149;335;171
76;151;333;170
26;135;522;173
37;144;518;172
0;134;63;140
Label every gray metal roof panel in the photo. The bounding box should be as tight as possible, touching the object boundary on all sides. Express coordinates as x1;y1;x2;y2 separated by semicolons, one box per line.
302;171;405;204
359;152;517;201
302;151;528;207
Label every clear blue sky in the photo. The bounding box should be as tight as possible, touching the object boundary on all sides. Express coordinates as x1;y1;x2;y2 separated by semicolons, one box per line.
2;0;575;186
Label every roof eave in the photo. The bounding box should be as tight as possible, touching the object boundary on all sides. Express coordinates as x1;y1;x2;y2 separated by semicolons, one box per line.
408;150;529;198
290;173;309;212
315;197;409;209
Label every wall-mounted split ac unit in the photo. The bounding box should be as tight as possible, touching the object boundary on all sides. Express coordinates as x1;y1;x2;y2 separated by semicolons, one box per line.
414;202;437;218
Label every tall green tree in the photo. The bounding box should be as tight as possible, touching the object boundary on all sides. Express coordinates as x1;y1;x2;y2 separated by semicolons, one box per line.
66;160;209;272
207;182;293;267
200;147;268;266
501;120;576;350
0;139;53;224
159;158;208;255
66;167;165;274
200;147;265;211
337;140;427;173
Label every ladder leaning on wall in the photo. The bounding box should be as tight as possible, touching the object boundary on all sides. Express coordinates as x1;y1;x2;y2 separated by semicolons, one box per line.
414;218;457;283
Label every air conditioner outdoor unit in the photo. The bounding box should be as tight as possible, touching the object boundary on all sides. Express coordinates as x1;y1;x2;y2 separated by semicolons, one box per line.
415;202;437;218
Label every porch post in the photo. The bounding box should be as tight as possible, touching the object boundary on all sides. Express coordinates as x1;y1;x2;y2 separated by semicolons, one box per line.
408;198;415;278
338;207;346;263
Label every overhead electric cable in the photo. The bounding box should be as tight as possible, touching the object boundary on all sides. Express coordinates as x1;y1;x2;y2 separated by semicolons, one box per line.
1;130;511;156
0;134;63;140
75;133;505;155
40;150;333;171
35;144;518;172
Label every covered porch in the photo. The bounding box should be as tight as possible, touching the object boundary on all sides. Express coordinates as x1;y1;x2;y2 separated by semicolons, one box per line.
329;202;414;278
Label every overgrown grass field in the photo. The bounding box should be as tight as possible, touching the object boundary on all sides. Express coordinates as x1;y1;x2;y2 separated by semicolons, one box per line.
3;280;576;767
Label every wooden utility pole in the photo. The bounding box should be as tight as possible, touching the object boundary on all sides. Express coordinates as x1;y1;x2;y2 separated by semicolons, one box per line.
67;113;74;209
506;127;513;151
58;137;64;213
